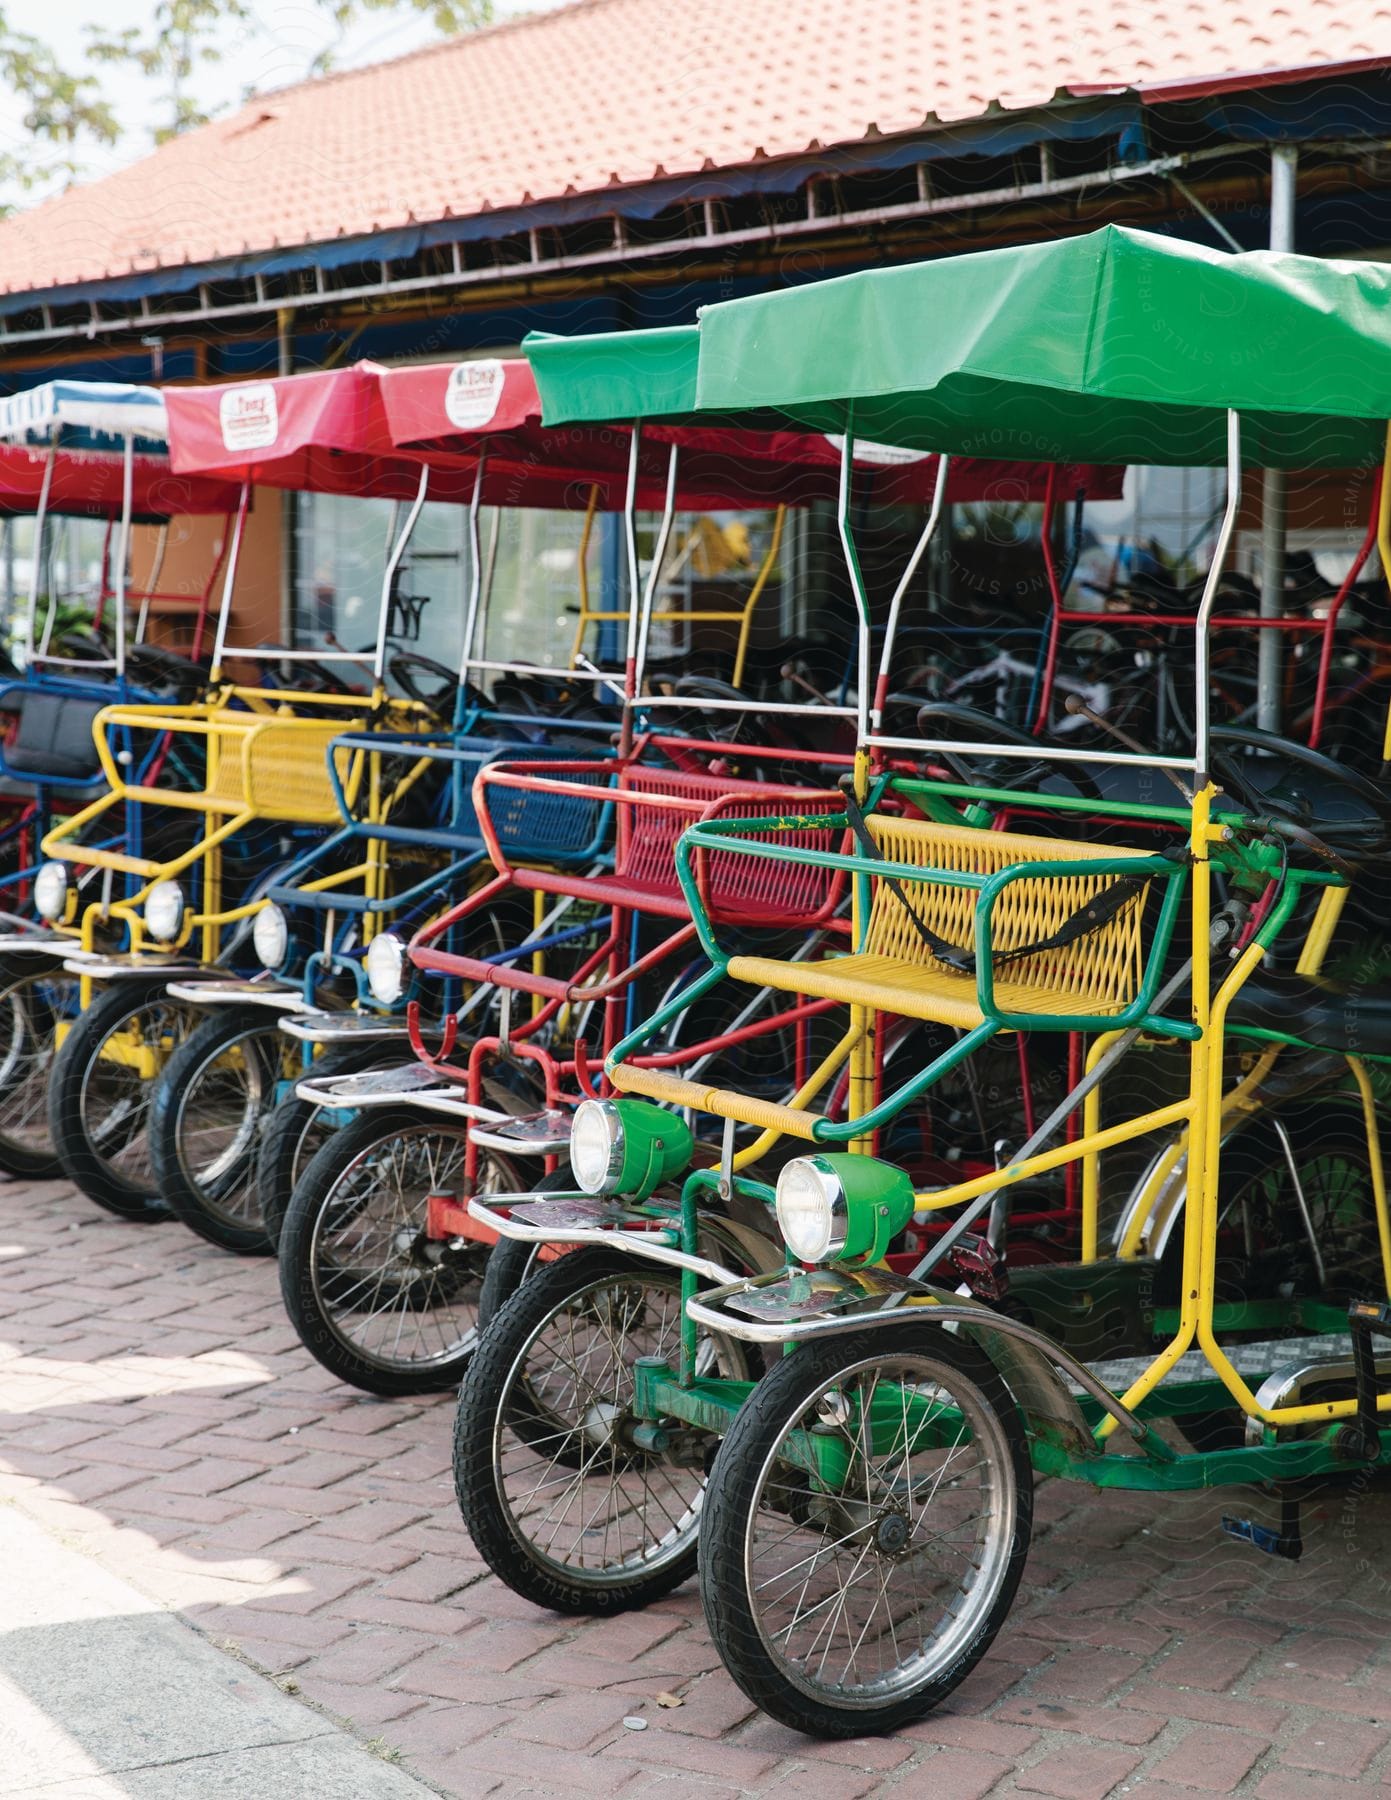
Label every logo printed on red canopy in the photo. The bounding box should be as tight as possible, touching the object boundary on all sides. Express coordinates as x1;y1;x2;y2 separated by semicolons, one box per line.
444;360;504;432
220;383;279;452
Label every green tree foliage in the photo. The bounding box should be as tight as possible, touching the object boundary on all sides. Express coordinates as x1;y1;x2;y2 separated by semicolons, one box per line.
0;5;120;192
89;0;495;139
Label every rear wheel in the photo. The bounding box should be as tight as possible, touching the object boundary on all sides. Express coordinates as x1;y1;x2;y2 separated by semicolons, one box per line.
700;1324;1032;1738
148;1009;290;1254
48;978;200;1220
0;950;78;1177
278;1108;518;1394
1156;1100;1381;1309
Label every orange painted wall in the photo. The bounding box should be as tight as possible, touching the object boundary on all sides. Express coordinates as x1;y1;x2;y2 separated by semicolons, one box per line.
129;486;284;660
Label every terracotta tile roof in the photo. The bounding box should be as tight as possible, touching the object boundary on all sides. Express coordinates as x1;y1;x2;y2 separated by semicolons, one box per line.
2;0;1389;299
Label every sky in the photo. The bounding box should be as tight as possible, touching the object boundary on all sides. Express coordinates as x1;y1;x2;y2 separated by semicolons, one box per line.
0;1;566;205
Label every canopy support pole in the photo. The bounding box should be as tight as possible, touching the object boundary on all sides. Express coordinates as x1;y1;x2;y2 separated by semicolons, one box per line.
114;434;134;681
209;481;252;684
1196;411;1244;783
26;433;57;666
834;412;873;769
278;308;295;642
871;453;950;733
632;442;679;703
1258;144;1297;733
455;451;488;719
135;523;169;648
618;423;644;758
375;462;430;687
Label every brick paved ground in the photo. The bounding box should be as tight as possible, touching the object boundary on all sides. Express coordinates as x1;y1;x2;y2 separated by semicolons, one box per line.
2;1176;1390;1800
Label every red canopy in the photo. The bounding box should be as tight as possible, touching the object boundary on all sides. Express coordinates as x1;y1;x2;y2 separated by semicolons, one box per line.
166;361;1124;511
0;442;244;521
380;358;1125;506
644;428;1125;505
165;364;481;502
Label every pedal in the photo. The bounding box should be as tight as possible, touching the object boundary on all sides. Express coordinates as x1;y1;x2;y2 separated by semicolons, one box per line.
1348;1298;1391;1336
941;1231;1009;1303
1221;1490;1302;1561
1345;1299;1391;1461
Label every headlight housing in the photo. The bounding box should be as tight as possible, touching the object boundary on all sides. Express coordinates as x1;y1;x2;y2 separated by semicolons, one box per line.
33;860;68;923
143;880;186;945
252;902;289;971
775;1154;916;1268
569;1098;693;1203
365;931;406;1006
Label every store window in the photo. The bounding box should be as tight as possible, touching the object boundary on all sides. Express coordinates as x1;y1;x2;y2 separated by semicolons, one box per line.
293;492;466;674
293;493;799;686
0;512;122;666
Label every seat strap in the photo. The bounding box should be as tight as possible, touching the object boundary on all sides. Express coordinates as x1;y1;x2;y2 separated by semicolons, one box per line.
840;783;977;974
840;781;1157;975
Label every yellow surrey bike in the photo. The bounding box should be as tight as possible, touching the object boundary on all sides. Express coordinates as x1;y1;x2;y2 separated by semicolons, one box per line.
456;229;1391;1737
31;364;445;1222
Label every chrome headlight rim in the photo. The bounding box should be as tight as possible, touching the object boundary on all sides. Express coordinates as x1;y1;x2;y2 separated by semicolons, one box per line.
143;879;186;945
33;860;69;923
251;902;289;971
775;1156;849;1265
569;1098;625;1195
365;931;406;1006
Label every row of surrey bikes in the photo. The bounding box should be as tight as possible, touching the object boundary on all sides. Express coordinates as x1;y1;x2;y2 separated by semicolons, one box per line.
5;225;1391;1737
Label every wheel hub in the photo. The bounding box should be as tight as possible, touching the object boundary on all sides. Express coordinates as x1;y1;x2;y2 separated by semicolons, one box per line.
873;1504;913;1559
390;1225;429;1263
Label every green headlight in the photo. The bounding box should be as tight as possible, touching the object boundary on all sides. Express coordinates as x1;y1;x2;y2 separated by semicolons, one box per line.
775;1153;916;1267
570;1097;693;1202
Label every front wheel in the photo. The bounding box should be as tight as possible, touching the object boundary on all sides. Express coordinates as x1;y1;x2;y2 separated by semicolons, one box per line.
48;978;201;1220
456;1246;751;1616
0;950;79;1177
255;1044;415;1250
699;1324;1032;1738
278;1109;518;1394
148;1009;291;1254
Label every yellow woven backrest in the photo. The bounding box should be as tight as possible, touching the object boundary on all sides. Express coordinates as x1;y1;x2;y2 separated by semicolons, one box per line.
203;714;364;823
864;816;1149;1012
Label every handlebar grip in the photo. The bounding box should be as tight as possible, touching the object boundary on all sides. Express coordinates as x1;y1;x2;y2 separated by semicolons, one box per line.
611;1062;821;1141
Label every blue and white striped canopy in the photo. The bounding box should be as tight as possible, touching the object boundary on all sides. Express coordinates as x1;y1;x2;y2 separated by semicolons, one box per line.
0;380;169;448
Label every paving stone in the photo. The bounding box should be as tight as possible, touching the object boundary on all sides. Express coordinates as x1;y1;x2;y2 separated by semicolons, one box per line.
1148;1724;1267;1792
997;1698;1166;1746
502;1689;643;1749
902;1748;1014;1799
1027;1646;1146;1704
1014;1742;1144;1800
1255;1774;1378;1800
1279;1717;1388;1778
1251;1675;1391;1722
433;1736;643;1795
1118;1685;1288;1735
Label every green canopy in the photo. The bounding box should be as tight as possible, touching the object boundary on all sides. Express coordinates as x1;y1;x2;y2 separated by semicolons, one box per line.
690;226;1391;469
526;325;705;425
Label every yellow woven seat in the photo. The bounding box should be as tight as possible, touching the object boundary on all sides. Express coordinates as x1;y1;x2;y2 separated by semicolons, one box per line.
203;715;364;824
727;951;1139;1027
724;814;1152;1030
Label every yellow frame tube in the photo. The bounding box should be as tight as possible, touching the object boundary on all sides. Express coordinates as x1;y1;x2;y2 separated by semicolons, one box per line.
566;486;603;670
1347;1054;1391;1297
732;1020;865;1172
1296;883;1348;978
